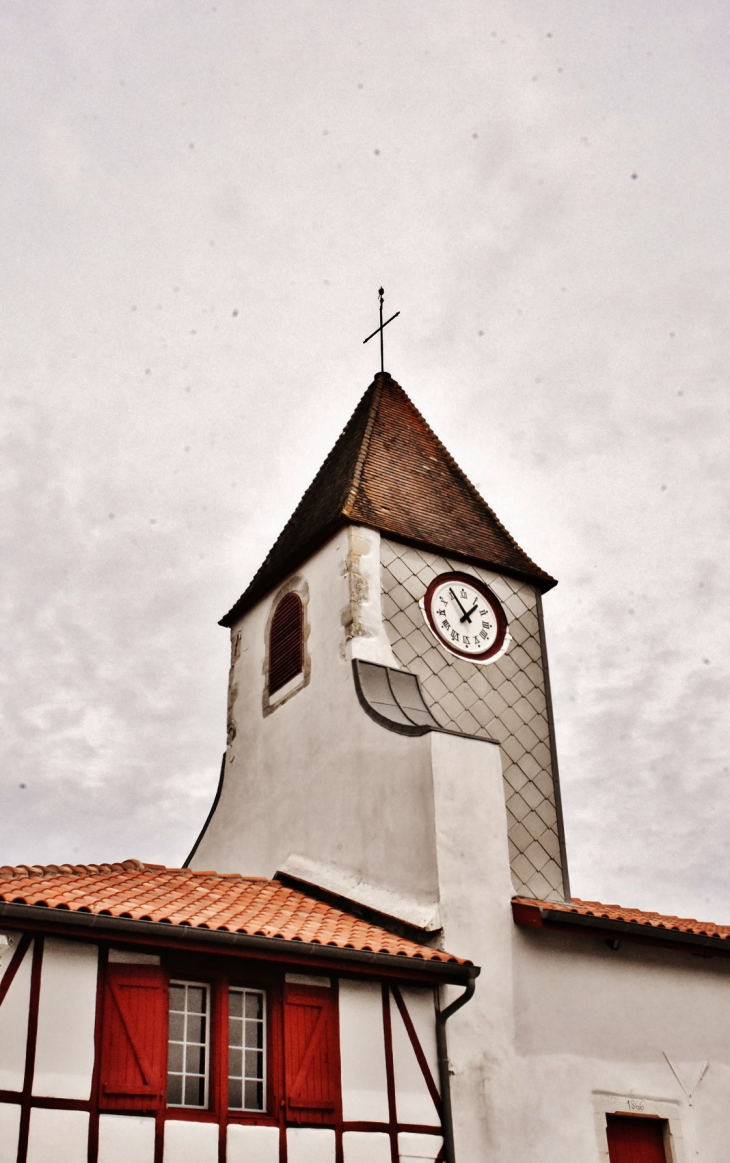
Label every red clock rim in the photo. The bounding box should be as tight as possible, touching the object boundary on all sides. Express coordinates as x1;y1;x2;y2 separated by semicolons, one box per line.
423;572;508;662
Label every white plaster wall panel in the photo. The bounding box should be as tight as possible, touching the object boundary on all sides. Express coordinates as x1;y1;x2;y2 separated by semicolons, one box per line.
163;1119;218;1163
397;1131;443;1160
343;1130;392;1162
227;1123;280;1163
339;979;389;1121
0;932;21;979
193;530;440;914
513;931;730;1063
0;938;32;1091
390;987;440;1127
98;1114;156;1163
33;938;98;1099
287;1127;336;1163
26;1108;89;1163
0;1102;20;1163
427;731;518;1163
380;537;564;902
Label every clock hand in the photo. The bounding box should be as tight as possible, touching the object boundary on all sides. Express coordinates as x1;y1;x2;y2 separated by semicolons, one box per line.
449;588;471;622
460;603;478;624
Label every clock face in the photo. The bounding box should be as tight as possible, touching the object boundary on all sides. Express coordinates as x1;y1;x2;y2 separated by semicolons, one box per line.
420;572;509;663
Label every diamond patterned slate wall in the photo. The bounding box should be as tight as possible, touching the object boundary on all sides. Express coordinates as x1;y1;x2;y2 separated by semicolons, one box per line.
380;537;566;902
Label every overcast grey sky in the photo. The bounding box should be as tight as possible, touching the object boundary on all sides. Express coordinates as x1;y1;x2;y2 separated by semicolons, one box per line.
2;1;729;923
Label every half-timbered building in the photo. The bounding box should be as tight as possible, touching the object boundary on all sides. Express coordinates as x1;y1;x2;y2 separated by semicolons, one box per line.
3;370;730;1163
0;862;467;1163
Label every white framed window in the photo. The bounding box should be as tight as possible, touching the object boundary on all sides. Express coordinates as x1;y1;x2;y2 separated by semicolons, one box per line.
228;987;266;1111
167;980;210;1108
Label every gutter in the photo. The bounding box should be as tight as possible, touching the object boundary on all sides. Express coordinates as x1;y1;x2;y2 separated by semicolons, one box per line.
0;901;475;984
436;966;479;1163
513;900;730;959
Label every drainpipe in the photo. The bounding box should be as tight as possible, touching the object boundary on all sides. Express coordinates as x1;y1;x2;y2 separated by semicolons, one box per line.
436;967;479;1163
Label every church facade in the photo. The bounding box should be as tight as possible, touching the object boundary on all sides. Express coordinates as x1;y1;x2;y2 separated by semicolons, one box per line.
1;372;730;1162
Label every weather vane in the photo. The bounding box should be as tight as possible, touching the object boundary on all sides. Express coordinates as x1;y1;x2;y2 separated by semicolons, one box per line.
363;287;400;374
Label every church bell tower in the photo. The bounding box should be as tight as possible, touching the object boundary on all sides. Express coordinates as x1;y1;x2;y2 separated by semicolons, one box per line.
189;371;570;938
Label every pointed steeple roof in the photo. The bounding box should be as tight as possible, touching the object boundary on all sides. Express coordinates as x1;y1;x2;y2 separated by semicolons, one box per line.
220;373;556;626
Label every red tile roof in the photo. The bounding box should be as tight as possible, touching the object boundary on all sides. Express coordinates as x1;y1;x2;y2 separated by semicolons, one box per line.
0;860;466;965
513;896;730;943
221;372;556;626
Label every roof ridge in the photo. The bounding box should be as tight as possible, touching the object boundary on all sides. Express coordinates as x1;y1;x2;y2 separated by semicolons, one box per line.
342;375;384;519
0;860;147;879
0;860;255;881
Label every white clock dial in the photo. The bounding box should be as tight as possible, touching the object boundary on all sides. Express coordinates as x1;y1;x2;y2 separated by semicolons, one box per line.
420;572;509;664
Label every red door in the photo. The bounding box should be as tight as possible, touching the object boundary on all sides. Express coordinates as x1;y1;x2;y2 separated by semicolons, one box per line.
606;1116;667;1163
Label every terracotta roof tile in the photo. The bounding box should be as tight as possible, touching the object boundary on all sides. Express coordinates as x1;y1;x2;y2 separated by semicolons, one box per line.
221;373;556;626
513;895;730;942
0;861;466;965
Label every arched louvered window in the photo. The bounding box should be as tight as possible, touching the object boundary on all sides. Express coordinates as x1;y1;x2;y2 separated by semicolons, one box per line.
268;593;304;696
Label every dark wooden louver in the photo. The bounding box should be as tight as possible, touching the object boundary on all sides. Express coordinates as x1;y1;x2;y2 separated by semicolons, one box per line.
269;593;303;695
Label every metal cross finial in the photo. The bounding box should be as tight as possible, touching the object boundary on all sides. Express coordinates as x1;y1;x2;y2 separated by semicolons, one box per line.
363;286;400;374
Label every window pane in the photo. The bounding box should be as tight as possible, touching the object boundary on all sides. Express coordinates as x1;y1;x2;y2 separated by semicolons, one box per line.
185;1076;205;1106
186;1014;206;1043
186;1044;206;1074
167;981;209;1109
246;1019;264;1049
169;985;186;1011
244;1079;264;1110
228;989;266;1111
187;986;206;1014
168;1012;185;1042
245;993;263;1020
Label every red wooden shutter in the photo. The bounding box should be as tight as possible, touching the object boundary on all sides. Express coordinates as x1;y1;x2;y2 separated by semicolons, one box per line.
269;594;303;695
606;1116;668;1163
283;983;340;1124
99;964;168;1111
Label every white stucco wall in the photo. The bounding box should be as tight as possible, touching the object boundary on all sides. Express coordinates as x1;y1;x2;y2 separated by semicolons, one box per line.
339;979;389;1122
98;1114;156;1163
390;987;439;1127
193;529;441;913
33;938;98;1099
0;934;32;1091
429;728;730;1163
163;1119;218;1163
0;1102;20;1163
227;1124;279;1163
398;1131;443;1161
342;1130;391;1163
26;1107;89;1163
287;1127;336;1163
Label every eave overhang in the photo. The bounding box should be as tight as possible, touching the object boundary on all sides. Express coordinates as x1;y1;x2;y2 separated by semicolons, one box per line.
512;899;730;959
0;901;477;985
